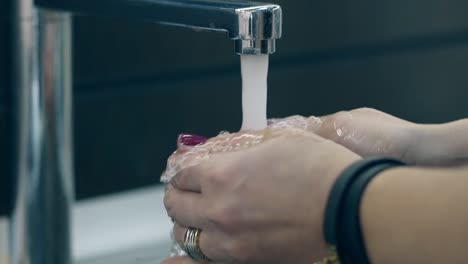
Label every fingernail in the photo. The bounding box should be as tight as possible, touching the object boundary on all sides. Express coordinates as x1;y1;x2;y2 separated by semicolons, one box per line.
178;134;207;146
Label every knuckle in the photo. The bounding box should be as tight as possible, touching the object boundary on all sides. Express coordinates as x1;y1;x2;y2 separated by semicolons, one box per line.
208;162;238;188
171;167;192;189
163;187;176;218
320;111;350;137
163;191;172;211
208;168;229;188
331;110;355;126
170;175;183;189
352;107;378;114
322;111;350;129
333;110;352;119
163;199;174;218
206;204;238;233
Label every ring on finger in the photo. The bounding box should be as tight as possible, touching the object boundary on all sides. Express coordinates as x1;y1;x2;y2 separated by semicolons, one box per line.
183;227;211;262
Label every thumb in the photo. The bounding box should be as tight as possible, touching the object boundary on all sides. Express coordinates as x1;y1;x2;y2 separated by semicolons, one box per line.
306;112;353;141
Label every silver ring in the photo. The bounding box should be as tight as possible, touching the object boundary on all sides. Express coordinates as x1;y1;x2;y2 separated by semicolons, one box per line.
183;228;211;262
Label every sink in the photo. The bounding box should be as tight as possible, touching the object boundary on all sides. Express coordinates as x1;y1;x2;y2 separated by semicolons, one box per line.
0;217;8;264
75;240;171;264
1;185;172;264
73;185;172;264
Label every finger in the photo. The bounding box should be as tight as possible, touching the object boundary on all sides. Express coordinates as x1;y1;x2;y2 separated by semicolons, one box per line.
173;223;227;262
170;132;266;192
177;144;194;153
164;186;207;228
312;108;410;139
162;145;209;184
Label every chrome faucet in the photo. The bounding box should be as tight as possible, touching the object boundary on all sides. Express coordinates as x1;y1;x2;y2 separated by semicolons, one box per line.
10;0;282;263
37;0;283;54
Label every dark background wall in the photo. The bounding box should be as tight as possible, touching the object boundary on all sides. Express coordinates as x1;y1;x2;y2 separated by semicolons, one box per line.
2;0;468;215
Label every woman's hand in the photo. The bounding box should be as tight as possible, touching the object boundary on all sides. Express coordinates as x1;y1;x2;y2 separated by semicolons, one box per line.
162;130;359;264
300;108;468;166
271;108;461;166
307;108;420;164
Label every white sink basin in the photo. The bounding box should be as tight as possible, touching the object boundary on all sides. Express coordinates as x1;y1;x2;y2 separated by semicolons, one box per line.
75;240;171;264
0;218;8;264
0;185;172;264
73;185;172;264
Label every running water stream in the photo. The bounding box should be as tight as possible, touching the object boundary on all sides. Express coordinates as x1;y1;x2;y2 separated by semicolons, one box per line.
240;55;269;130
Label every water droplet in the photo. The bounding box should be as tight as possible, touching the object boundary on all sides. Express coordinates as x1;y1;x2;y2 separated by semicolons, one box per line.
337;129;343;137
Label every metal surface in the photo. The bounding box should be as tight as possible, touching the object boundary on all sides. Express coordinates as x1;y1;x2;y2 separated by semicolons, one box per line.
11;2;73;263
35;0;282;54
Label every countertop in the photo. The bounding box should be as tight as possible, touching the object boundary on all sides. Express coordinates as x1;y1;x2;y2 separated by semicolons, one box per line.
0;185;172;264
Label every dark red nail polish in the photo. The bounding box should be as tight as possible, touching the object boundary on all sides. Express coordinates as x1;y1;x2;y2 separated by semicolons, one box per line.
178;134;207;146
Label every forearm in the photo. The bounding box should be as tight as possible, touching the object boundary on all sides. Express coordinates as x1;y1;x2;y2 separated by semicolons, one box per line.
360;166;468;264
413;119;468;165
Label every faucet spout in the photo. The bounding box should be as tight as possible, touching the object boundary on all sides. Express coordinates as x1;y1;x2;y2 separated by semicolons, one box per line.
234;4;282;54
35;0;282;54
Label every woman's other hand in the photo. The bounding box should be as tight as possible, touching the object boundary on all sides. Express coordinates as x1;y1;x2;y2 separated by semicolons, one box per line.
303;108;468;166
307;108;419;164
272;108;465;166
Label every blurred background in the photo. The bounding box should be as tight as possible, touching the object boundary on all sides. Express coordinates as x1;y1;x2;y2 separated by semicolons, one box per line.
2;0;468;215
